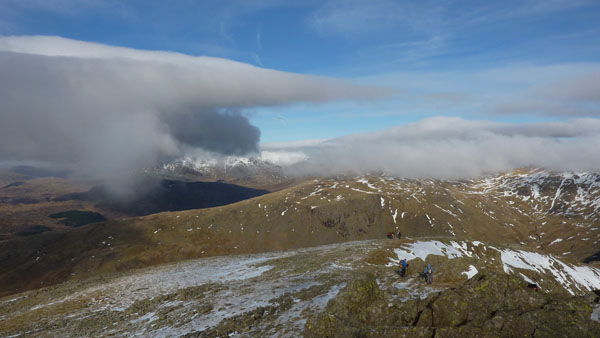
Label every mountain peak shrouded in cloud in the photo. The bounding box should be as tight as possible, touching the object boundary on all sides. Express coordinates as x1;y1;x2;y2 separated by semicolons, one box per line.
0;35;388;185
262;117;600;179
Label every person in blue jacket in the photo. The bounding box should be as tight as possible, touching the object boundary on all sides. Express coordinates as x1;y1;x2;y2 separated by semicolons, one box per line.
399;258;408;277
424;264;434;284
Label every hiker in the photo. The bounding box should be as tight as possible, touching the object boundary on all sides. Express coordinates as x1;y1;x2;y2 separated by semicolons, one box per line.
397;231;402;239
399;258;408;277
387;232;394;239
424;264;434;284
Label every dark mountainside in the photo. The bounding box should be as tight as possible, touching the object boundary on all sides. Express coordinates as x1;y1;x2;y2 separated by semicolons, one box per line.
9;165;71;179
54;179;270;216
0;165;273;240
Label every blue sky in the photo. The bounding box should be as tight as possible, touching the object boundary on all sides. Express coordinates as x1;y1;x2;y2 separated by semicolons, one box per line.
1;0;599;144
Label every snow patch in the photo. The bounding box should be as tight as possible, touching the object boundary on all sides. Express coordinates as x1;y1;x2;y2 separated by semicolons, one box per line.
499;249;600;295
390;240;473;265
433;203;458;217
350;188;377;195
462;265;478;279
592;305;600;323
549;238;563;245
519;273;536;285
357;178;381;192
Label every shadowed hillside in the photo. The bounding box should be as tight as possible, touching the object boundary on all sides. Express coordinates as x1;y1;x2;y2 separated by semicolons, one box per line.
9;165;71;179
55;179;270;216
0;170;272;240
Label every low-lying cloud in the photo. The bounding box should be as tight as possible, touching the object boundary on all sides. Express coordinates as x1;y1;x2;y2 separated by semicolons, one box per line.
0;35;386;186
263;117;600;178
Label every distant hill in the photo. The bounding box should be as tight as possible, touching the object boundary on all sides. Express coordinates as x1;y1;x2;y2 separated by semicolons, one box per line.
154;156;296;191
9;165;71;178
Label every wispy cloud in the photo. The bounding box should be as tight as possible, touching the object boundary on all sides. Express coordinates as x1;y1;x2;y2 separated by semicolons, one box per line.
251;52;263;67
489;70;600;116
308;0;404;37
256;23;263;52
509;0;593;16
1;0;129;17
219;20;235;44
309;0;595;37
365;35;448;68
358;62;600;118
307;0;598;72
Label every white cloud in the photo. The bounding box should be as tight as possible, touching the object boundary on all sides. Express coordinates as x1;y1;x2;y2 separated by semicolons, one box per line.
269;117;600;178
0;35;387;185
261;138;330;149
260;151;308;166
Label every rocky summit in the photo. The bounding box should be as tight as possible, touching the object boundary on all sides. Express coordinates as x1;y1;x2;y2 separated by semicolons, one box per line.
1;239;599;337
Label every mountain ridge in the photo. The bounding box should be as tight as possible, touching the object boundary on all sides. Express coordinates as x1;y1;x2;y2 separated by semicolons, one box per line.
1;168;599;297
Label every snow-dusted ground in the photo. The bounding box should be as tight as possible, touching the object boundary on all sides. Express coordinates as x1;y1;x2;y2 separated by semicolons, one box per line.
392;277;442;302
45;254;279;314
390;240;600;295
2;238;599;337
469;169;600;220
0;241;379;338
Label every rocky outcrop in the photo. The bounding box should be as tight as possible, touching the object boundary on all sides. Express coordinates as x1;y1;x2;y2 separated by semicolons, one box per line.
305;272;600;337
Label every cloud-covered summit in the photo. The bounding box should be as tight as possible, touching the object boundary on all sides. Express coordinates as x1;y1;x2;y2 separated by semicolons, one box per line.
0;35;387;181
263;117;600;178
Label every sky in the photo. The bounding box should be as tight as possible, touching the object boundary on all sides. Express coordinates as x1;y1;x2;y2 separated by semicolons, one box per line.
0;0;599;180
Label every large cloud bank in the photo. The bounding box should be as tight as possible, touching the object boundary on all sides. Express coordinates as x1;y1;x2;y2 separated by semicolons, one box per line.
263;117;600;178
0;35;384;181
